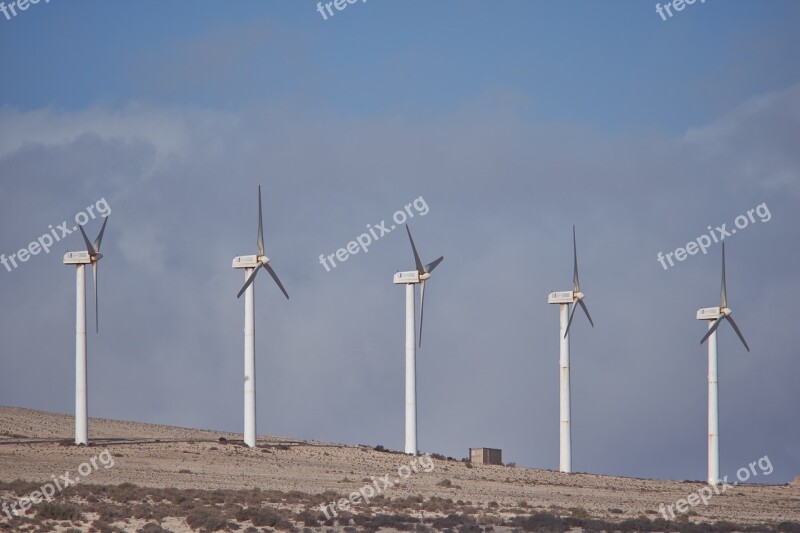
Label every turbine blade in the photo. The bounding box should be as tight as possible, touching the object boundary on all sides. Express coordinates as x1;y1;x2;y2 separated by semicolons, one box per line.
578;299;594;328
418;279;425;347
564;302;579;338
700;315;725;345
405;225;424;273
237;264;261;299
425;256;444;274
94;216;109;253
721;242;727;309
572;225;579;292
726;315;750;352
263;263;290;300
93;261;99;333
257;185;264;257
78;225;95;257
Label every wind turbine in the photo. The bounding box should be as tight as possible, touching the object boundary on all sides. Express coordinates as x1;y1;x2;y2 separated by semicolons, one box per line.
62;216;109;445
392;225;443;455
232;185;289;448
547;225;594;473
697;242;749;485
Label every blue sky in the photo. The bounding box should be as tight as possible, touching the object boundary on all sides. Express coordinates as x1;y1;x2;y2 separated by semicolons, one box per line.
3;1;799;131
1;1;799;485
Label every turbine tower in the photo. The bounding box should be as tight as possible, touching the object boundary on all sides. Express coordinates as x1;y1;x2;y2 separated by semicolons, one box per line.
547;225;594;473
62;216;109;445
232;186;289;448
392;225;443;455
697;242;749;485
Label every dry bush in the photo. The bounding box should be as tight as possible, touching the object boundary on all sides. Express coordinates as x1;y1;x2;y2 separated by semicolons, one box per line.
35;502;84;522
185;506;233;532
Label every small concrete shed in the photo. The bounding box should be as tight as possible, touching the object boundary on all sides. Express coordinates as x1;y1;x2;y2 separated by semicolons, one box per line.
470;447;502;465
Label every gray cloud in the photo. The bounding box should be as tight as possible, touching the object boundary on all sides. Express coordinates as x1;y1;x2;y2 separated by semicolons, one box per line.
0;84;798;483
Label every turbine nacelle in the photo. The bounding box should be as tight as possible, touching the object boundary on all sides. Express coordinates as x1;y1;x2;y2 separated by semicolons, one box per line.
547;290;575;304
231;255;270;269
547;291;584;304
393;270;421;284
696;307;722;320
63;249;104;265
232;255;258;268
63;251;93;265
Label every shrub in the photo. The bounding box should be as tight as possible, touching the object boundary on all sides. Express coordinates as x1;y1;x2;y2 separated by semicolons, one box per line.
137;524;174;533
235;506;281;528
186;506;232;532
91;519;128;533
513;513;565;533
35;502;83;521
570;507;590;519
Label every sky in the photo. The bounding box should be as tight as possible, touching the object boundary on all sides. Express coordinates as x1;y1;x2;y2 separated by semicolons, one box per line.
1;1;798;485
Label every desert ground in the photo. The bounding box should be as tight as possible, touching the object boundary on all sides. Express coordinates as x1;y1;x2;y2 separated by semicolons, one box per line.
0;406;797;532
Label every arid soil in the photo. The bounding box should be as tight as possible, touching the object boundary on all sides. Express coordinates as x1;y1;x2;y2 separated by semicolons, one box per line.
0;406;798;532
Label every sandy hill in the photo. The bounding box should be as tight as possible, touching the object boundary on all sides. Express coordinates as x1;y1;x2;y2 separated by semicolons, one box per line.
0;406;797;532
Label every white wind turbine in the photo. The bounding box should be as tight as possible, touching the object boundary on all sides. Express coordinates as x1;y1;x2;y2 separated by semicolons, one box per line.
232;186;289;448
547;225;594;473
697;241;750;485
62;217;109;445
392;225;443;456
